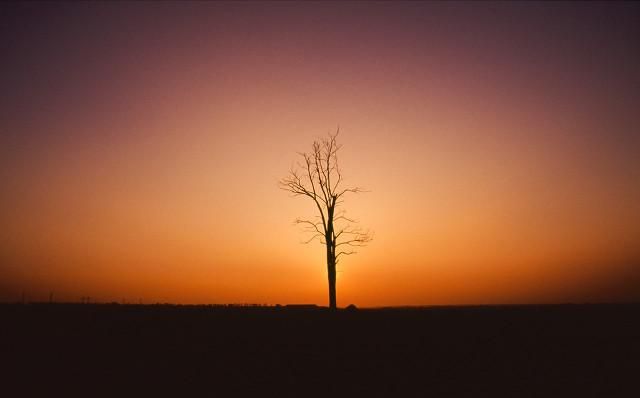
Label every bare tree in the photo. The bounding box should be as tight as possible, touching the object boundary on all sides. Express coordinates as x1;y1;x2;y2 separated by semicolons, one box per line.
279;129;371;309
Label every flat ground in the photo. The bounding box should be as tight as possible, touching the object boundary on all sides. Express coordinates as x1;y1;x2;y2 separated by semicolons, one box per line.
1;303;638;396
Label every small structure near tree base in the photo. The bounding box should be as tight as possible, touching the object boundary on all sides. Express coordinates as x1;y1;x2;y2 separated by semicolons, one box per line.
284;304;319;310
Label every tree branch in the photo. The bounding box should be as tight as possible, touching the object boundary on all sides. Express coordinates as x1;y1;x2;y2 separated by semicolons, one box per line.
280;129;372;270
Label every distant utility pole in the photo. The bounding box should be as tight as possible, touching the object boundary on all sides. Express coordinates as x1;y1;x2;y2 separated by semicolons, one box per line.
49;292;54;304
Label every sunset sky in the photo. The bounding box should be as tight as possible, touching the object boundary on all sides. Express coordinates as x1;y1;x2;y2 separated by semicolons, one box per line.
1;2;639;306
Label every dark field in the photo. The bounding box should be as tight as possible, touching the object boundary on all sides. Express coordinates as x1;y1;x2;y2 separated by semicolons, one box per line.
2;303;638;397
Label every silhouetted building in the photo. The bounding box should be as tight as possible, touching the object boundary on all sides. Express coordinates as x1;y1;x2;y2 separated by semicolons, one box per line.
284;304;319;310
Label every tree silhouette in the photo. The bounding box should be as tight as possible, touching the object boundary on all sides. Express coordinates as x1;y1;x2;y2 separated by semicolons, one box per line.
280;130;371;309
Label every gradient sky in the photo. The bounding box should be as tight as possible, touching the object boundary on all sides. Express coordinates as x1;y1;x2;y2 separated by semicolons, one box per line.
1;2;639;306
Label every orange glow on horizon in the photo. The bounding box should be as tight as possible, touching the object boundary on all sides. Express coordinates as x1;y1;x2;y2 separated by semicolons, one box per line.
1;2;639;306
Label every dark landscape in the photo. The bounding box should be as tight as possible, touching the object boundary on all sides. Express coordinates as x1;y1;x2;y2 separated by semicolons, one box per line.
2;3;640;396
2;303;638;396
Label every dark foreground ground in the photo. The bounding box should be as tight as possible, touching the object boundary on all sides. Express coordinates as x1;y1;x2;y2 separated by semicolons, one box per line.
1;303;638;397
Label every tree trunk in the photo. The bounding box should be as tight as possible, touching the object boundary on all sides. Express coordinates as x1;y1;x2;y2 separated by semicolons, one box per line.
327;244;337;309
